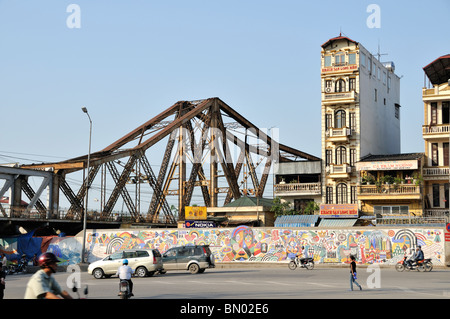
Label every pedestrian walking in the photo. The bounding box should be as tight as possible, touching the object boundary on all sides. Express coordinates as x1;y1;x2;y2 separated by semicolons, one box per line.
349;255;362;291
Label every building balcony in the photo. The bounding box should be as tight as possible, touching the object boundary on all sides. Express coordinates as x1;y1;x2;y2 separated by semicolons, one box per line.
326;164;353;179
274;182;321;197
423;167;450;180
322;90;358;105
326;127;352;143
422;124;449;140
357;184;422;200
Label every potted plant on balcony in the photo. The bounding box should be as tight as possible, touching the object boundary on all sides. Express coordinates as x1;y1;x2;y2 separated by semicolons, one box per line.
361;174;375;185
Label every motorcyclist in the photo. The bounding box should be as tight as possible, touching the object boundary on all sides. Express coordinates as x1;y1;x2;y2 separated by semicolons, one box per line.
297;246;310;265
116;259;134;297
24;252;73;299
406;246;424;269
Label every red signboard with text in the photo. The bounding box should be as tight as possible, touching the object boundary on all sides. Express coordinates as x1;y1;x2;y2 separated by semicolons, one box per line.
320;204;358;218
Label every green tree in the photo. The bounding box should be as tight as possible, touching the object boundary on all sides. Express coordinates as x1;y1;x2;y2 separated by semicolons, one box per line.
270;197;295;217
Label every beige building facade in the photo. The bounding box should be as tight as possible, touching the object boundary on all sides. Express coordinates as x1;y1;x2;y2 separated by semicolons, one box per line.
422;55;450;218
320;35;401;206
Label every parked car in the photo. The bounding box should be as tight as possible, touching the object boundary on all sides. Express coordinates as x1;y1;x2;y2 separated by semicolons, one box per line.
88;249;164;279
162;245;215;274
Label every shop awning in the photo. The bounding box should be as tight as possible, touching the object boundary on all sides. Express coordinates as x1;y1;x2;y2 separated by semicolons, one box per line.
274;215;319;227
318;218;357;227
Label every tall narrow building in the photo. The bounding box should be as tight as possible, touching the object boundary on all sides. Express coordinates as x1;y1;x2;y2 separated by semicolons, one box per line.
422;54;450;216
320;35;401;205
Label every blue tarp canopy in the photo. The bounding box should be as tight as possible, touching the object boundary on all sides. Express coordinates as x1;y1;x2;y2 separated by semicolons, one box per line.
274;215;319;227
318;218;357;227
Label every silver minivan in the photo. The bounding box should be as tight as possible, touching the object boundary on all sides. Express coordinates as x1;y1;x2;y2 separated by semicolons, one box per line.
88;249;164;279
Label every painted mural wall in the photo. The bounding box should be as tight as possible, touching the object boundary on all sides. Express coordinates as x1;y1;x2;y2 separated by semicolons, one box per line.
48;226;445;266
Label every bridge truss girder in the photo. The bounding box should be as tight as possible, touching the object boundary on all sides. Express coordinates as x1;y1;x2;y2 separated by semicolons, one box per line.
20;97;319;224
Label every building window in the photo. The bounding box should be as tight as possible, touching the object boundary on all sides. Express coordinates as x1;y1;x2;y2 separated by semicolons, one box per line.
444;143;449;166
349;78;356;91
350;149;356;166
383;71;387;84
326;149;332;166
336;146;347;165
443;102;449;124
349;112;356;132
326;187;333;204
445;183;449;209
324;55;332;67
432;143;439;166
395;104;400;119
335;110;346;128
335;53;345;66
374;89;378;102
348;53;356;65
325;113;332;130
335;79;346;92
325;80;332;90
433;184;440;207
336;183;347;204
361;53;366;67
350;186;357;204
430;102;437;125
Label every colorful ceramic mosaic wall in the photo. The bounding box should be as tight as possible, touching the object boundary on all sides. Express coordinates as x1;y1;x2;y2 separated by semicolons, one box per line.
66;226;445;266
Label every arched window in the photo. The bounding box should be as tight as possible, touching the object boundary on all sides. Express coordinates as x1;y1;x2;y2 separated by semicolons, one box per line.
336;183;348;204
336;146;347;165
335;79;346;92
334;110;346;128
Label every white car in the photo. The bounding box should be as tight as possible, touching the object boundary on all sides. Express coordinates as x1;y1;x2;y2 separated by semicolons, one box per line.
88;249;164;279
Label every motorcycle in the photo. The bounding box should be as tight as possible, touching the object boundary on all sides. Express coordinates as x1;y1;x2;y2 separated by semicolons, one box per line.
395;256;433;272
288;256;314;270
6;257;28;275
118;279;132;299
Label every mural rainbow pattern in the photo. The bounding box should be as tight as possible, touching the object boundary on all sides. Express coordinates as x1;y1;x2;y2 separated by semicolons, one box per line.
50;226;445;266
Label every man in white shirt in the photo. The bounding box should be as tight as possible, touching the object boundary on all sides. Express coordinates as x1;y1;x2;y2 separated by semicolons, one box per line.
116;259;134;296
24;252;72;299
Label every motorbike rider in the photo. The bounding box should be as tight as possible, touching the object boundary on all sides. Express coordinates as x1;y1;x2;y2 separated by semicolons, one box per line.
116;259;134;296
406;246;424;269
24;252;73;299
297;246;310;265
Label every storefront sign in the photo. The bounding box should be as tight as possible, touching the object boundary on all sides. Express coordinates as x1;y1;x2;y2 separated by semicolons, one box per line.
356;160;418;171
321;65;358;73
320;204;358;218
184;220;216;228
185;206;207;220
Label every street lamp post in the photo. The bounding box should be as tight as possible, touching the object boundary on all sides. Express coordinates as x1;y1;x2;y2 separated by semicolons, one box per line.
81;106;92;264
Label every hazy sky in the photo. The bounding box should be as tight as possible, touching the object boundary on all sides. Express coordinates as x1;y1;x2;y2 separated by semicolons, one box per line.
1;0;449;207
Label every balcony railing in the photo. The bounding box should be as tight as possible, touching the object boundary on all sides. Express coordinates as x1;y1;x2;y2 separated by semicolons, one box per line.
423;167;449;180
322;91;358;104
274;182;321;195
422;124;449;137
358;184;421;197
326;127;352;142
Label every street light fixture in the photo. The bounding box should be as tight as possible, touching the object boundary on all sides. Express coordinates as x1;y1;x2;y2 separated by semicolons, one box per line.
81;106;92;264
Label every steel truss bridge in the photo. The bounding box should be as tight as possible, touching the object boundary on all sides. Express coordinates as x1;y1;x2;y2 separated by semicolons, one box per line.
1;98;319;233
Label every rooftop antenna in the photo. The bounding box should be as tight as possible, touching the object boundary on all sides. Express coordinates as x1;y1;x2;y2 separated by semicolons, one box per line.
375;40;388;61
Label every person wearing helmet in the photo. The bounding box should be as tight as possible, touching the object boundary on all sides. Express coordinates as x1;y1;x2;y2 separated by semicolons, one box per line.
406;246;424;269
116;259;134;296
24;252;73;299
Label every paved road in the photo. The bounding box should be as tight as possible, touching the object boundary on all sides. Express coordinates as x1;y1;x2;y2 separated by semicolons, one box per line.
3;265;450;300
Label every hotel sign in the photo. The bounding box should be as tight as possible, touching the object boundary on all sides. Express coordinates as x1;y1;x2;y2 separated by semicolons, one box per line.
320;204;358;218
321;65;358;73
356;160;418;171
